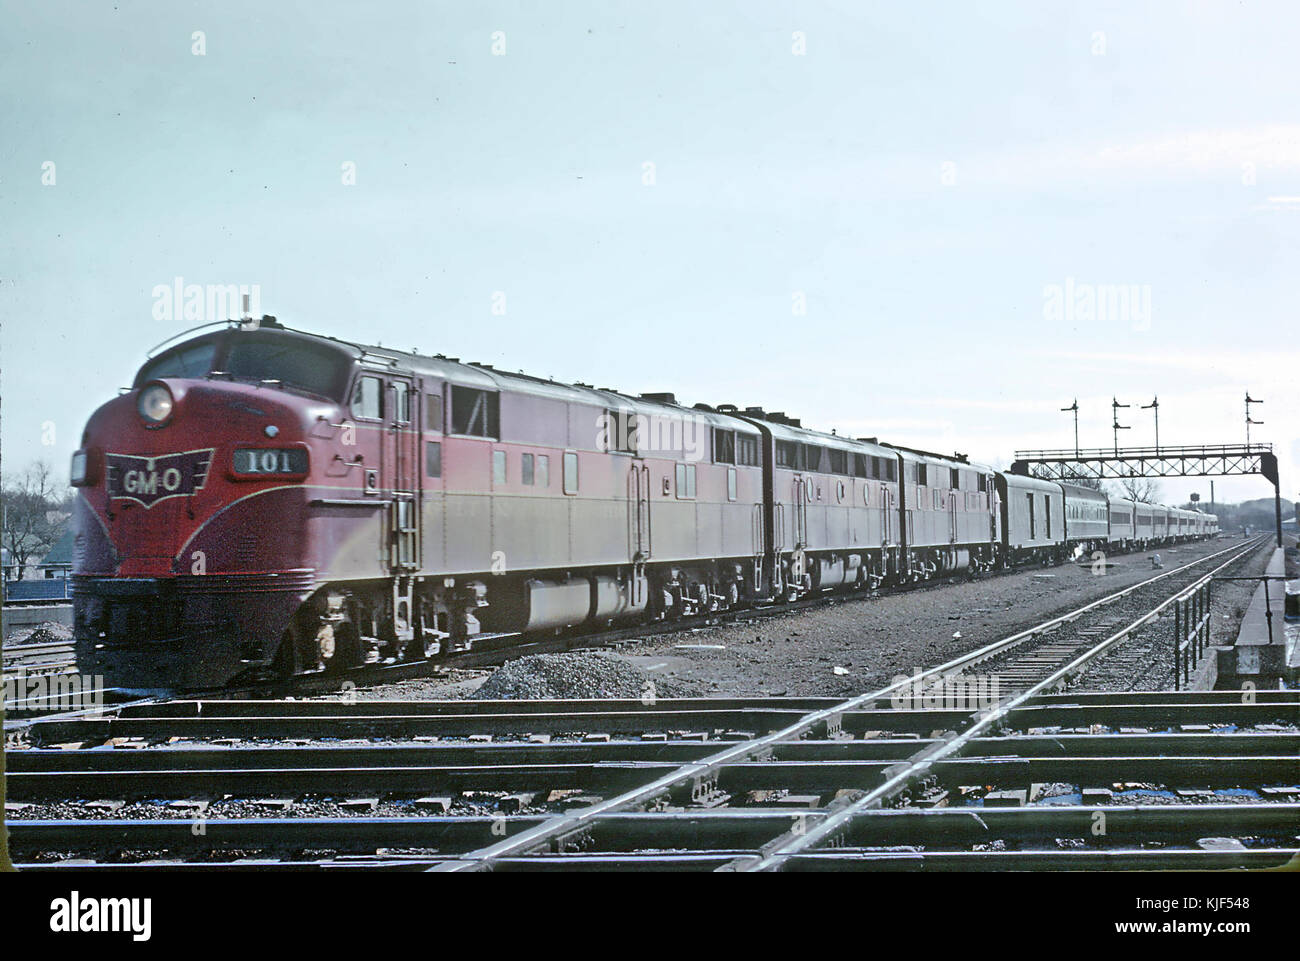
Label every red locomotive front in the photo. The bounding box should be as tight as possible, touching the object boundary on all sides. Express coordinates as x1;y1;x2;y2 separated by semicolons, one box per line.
72;320;359;688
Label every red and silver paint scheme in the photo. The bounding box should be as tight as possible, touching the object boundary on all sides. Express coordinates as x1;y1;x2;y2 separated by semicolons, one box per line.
72;319;1221;689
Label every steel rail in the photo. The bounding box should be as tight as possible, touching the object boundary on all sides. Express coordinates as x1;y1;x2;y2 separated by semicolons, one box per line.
3;640;76;661
11;802;1298;859
14;731;1291;774
10;754;1295;803
25;694;1293;744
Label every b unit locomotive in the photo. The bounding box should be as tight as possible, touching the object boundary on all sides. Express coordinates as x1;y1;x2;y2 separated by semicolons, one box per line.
70;319;1218;688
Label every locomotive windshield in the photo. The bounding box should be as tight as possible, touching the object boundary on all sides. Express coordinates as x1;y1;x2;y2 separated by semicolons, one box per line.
223;338;349;398
135;331;353;400
136;341;218;382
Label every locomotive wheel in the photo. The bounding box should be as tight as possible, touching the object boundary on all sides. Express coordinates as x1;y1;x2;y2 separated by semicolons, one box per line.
307;621;363;674
271;628;300;678
325;621;364;673
400;631;440;661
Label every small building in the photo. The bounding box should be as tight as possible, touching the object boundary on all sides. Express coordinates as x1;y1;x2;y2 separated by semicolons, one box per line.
37;528;75;579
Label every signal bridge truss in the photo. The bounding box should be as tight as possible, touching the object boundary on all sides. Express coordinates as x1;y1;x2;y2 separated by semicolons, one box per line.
1010;443;1284;547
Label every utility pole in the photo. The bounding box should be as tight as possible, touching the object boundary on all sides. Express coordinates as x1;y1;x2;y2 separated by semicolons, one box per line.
1061;399;1079;457
1112;397;1131;456
1246;392;1263;450
1141;396;1159;455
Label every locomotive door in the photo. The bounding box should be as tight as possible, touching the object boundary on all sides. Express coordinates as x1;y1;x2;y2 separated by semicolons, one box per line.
628;461;651;560
384;374;421;572
628;461;651;606
948;491;958;543
791;475;809;580
881;485;893;547
988;476;998;543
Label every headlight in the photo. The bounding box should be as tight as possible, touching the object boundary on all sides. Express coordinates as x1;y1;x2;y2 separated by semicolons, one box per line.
137;383;174;423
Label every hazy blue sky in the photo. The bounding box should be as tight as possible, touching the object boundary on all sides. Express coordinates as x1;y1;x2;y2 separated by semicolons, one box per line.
3;1;1296;504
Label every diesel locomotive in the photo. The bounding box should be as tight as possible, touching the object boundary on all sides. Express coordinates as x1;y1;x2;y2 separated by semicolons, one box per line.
70;319;1218;688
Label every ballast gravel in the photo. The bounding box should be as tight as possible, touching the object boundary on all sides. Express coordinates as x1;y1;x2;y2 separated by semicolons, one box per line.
472;652;673;700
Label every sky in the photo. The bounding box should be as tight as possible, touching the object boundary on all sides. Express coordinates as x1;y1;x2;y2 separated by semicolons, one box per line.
2;0;1297;506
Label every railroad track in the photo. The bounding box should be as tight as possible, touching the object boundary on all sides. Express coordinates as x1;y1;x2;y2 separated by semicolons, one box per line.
949;535;1271;696
3;639;76;668
7;692;1296;870
8;534;1294;871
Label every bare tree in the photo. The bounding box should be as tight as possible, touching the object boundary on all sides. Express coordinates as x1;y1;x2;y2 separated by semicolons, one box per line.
2;461;69;579
1110;477;1162;504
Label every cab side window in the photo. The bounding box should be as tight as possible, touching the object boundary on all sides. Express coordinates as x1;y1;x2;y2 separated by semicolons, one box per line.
352;375;383;420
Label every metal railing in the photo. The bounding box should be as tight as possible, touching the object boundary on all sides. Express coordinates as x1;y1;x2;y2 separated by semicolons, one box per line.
1172;579;1212;690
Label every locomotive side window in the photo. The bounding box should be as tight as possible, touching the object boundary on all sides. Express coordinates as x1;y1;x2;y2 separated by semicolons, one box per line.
606;409;637;453
426;393;443;432
713;429;736;464
522;453;535;485
493;450;507;484
451;386;500;438
563;452;579;494
828;449;847;475
775;440;801;469
735;434;759;466
425;441;442;478
392;382;410;423
537;454;550;488
353;376;383;420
